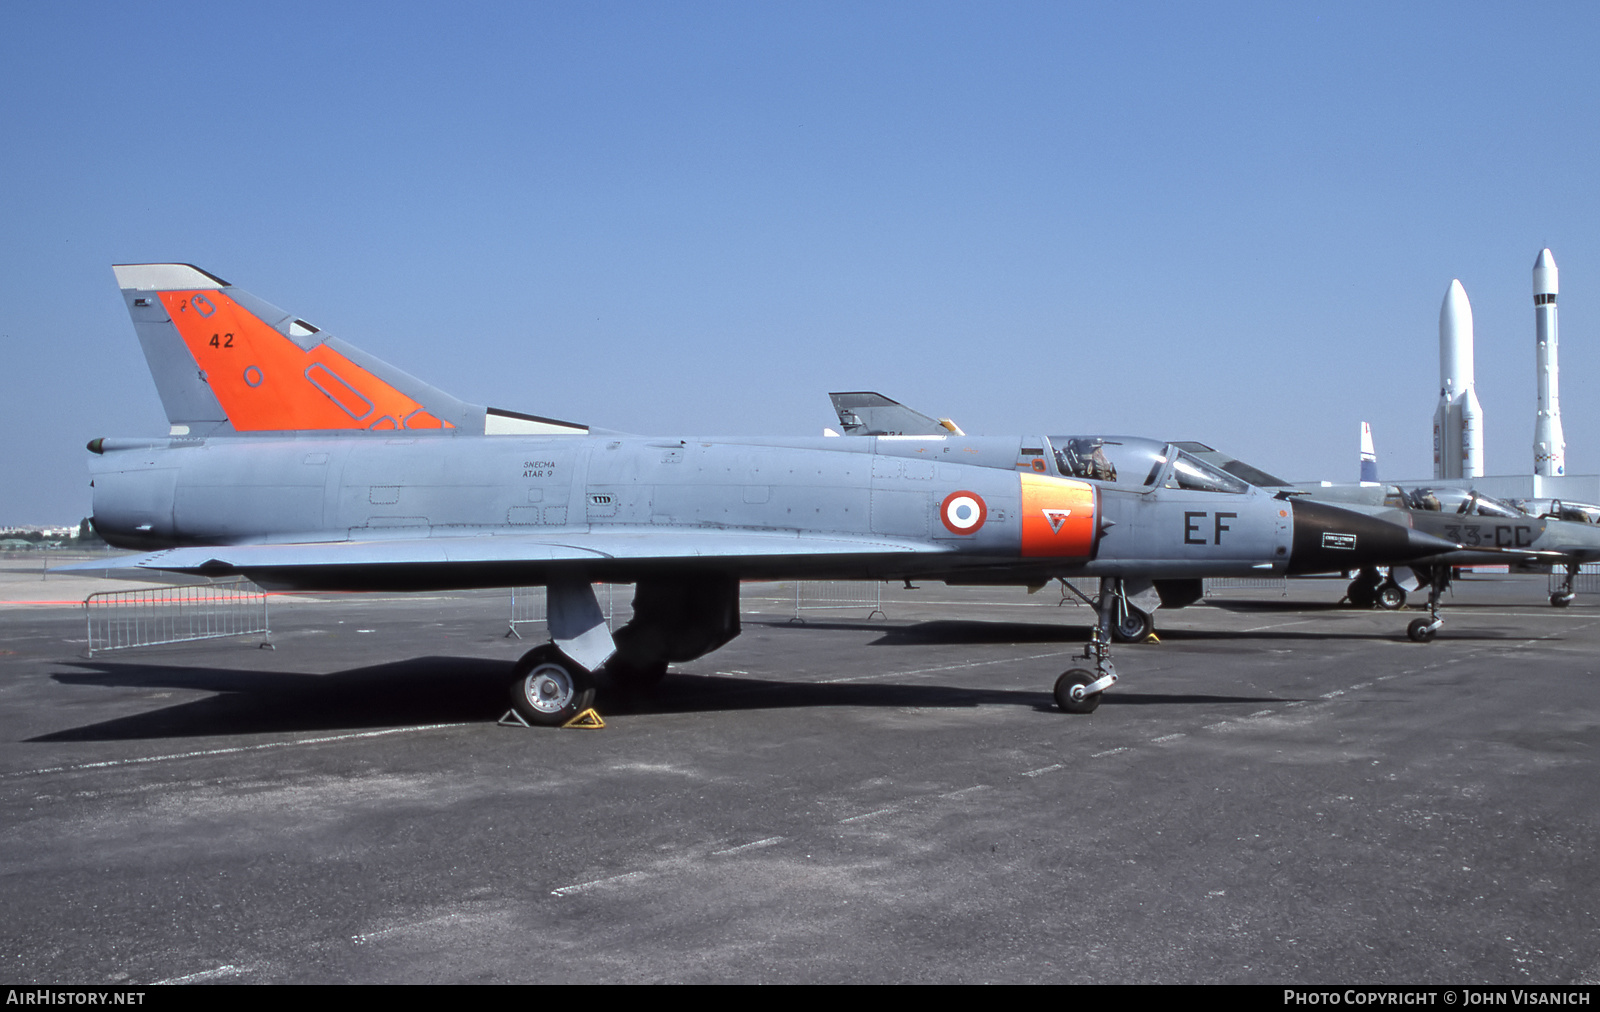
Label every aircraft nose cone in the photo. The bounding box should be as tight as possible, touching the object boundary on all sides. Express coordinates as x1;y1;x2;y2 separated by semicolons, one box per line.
1286;499;1460;575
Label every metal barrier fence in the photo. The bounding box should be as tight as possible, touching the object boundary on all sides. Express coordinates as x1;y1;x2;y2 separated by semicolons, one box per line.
1551;563;1600;595
507;584;616;639
1203;577;1289;598
793;581;885;620
84;578;269;655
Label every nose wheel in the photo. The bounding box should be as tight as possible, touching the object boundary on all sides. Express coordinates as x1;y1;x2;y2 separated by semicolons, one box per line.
1404;565;1448;643
1054;668;1114;714
1055;578;1123;713
1552;563;1578;608
1406;617;1438;643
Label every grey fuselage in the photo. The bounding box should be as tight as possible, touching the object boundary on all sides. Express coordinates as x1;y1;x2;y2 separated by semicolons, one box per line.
88;432;1303;590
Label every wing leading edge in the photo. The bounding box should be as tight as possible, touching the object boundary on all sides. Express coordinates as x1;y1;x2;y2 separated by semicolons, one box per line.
54;529;956;591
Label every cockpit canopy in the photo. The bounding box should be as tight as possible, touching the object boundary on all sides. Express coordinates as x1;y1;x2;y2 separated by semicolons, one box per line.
1049;436;1250;494
1405;488;1527;518
1513;499;1600;524
1168;441;1293;488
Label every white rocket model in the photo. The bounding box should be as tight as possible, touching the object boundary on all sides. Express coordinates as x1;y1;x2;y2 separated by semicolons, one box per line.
1533;248;1565;477
1433;279;1484;479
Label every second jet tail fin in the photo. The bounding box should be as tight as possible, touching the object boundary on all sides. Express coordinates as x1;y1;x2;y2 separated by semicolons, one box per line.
1360;421;1379;484
829;391;963;437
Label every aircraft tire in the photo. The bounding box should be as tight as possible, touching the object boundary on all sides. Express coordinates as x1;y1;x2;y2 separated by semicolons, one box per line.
1111;606;1154;643
510;646;596;726
1377;584;1407;610
1551;593;1574;608
1054;669;1103;714
1406;618;1437;644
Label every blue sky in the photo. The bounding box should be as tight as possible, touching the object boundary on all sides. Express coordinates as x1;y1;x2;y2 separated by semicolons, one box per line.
3;2;1598;523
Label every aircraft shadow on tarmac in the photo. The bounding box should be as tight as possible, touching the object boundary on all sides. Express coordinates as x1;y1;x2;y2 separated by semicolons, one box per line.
760;616;1519;645
1201;600;1353;613
37;656;1298;741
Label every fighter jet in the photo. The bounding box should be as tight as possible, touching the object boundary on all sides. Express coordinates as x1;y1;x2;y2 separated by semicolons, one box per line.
62;265;1458;723
1180;433;1600;639
1334;488;1600;617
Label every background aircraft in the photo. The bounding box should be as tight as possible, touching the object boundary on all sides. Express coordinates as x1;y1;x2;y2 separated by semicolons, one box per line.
1181;432;1600;640
62;266;1458;722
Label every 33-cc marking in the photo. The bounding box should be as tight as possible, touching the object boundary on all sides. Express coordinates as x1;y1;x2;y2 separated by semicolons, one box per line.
1444;524;1533;548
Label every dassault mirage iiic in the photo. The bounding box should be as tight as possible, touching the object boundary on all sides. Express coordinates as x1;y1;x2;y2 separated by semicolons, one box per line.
63;265;1458;724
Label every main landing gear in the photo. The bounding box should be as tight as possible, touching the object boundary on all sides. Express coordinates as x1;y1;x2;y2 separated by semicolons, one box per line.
1054;577;1123;713
504;575;742;727
509;645;597;726
504;647;671;727
1111;597;1155;643
1346;567;1408;610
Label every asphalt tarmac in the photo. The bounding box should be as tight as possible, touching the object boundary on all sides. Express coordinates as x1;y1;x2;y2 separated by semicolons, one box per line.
2;563;1599;984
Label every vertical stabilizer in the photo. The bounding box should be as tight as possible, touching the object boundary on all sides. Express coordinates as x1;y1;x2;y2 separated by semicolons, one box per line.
112;263;481;436
829;391;958;436
1359;422;1379;484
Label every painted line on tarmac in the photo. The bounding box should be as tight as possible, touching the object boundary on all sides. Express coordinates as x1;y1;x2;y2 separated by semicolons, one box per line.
1239;619;1318;633
550;870;654;897
352;912;474;945
839;785;989;823
553;784;993;897
839;806;900;823
712;836;785;856
1;724;468;780
1504;617;1600;646
151;964;248;985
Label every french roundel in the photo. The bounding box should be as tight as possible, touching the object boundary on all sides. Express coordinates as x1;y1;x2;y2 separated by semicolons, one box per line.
940;490;987;535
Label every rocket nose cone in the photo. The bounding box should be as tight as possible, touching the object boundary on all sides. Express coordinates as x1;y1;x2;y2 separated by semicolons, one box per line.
1440;280;1474;373
1534;249;1559;296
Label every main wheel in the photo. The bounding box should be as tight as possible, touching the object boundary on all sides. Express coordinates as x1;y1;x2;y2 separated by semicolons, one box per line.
1406;618;1437;643
1377;584;1407;610
509;646;596;726
1111;605;1154;643
1551;593;1574;608
1054;668;1103;714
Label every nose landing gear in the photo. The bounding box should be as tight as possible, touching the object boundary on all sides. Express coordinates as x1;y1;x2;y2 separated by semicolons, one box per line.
1054;577;1122;713
1405;565;1449;643
1552;563;1579;608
